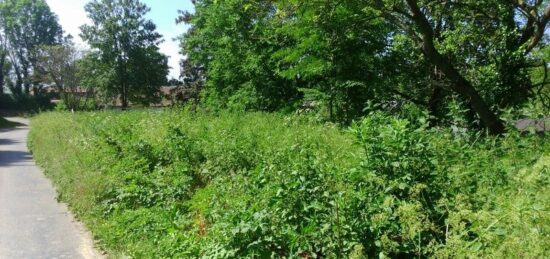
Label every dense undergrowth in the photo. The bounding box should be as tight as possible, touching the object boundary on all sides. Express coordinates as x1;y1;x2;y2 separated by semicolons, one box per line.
29;110;549;258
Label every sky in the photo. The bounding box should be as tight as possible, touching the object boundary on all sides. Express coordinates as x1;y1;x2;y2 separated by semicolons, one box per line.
45;0;195;79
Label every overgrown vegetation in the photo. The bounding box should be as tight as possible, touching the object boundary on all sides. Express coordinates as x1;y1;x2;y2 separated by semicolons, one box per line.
179;0;550;134
4;0;547;257
29;110;550;258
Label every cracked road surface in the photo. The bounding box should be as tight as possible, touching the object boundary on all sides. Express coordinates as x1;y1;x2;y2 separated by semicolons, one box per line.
0;118;102;259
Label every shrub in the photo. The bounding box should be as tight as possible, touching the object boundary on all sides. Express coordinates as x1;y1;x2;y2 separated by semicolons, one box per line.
0;93;54;112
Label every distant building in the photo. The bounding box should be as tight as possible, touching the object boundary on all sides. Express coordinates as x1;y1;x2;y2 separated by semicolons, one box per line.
157;86;196;107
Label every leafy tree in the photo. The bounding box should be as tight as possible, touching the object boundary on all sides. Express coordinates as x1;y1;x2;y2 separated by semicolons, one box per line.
80;0;168;108
272;0;391;122
79;51;115;107
179;58;204;105
180;0;549;133
372;0;550;134
529;45;550;112
0;0;63;96
179;0;300;111
34;38;89;110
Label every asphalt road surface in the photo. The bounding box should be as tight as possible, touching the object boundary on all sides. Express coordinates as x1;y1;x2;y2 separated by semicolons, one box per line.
0;118;102;259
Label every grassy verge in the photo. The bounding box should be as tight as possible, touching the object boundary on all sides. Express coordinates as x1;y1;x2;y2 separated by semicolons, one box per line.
29;110;550;258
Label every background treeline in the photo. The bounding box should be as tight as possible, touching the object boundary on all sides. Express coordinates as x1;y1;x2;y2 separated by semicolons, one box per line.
0;0;170;112
179;0;550;134
1;0;547;131
0;0;63;111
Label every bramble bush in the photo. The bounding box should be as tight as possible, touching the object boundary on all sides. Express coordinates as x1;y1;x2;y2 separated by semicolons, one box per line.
28;110;549;258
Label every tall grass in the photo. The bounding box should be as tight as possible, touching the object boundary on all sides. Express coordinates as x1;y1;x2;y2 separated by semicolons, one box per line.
29;110;550;258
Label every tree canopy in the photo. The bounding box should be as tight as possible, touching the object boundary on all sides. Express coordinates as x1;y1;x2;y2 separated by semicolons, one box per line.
34;38;89;110
81;0;168;108
0;0;63;96
180;0;550;134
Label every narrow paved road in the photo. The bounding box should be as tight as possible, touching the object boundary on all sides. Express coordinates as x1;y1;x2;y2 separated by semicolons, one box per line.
0;118;102;259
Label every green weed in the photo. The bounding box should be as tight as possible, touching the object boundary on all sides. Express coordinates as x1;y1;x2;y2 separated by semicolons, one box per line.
28;110;550;258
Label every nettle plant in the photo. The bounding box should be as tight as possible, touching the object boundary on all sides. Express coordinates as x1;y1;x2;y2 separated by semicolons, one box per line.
349;113;450;257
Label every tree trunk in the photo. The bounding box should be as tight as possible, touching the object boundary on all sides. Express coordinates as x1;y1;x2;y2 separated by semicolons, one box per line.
428;86;444;126
14;70;23;96
405;0;505;135
121;83;128;109
22;68;30;95
0;54;4;95
119;53;129;109
425;44;505;134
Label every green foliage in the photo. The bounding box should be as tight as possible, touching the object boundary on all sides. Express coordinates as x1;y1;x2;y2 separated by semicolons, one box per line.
180;0;301;112
350;114;447;256
527;45;550;113
272;1;390;122
0;93;54;112
0;0;63;95
29;110;550;257
180;0;549;132
34;38;95;111
80;0;169;107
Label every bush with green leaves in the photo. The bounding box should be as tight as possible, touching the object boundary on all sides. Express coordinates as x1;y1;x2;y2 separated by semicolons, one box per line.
29;110;549;257
0;93;54;112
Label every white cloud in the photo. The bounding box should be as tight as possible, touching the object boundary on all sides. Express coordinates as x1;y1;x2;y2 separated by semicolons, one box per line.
158;25;186;79
46;0;184;79
160;39;182;79
46;0;90;46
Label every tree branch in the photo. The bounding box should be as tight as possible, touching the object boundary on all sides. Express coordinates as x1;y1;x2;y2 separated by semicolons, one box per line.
388;88;429;107
526;4;550;53
404;0;505;134
511;0;550;53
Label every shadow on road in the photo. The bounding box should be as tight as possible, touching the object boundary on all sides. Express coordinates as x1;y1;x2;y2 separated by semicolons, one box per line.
0;150;33;167
0;119;32;167
0;118;25;130
0;138;21;146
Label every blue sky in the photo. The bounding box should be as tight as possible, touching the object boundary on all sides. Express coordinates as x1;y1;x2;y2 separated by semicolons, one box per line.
45;0;195;79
